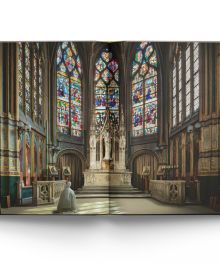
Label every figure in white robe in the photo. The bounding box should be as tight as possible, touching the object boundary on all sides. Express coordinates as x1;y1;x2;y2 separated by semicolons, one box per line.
57;181;77;213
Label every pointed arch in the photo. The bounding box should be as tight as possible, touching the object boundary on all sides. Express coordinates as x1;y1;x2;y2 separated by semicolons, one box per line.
94;46;120;133
131;42;159;137
56;42;82;137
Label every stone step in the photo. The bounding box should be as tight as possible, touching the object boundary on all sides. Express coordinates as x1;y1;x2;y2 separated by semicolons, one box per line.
76;193;151;198
77;190;143;194
75;184;148;199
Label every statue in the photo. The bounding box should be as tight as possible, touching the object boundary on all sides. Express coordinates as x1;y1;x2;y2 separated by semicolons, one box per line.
89;134;96;149
103;131;111;160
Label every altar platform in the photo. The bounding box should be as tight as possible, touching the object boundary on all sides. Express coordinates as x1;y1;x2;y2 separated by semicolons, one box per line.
83;169;132;187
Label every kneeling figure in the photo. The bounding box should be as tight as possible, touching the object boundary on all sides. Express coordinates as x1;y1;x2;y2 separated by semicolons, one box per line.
57;181;77;213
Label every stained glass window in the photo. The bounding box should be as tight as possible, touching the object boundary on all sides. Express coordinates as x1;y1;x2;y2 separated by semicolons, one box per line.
39;56;43;124
172;61;177;126
25;43;31;116
18;42;24;110
94;47;119;133
185;44;191;117
178;51;182;122
33;45;38;120
132;42;158;136
57;42;82;137
18;42;44;124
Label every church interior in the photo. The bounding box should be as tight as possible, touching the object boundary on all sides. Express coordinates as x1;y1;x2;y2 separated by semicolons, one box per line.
0;41;219;214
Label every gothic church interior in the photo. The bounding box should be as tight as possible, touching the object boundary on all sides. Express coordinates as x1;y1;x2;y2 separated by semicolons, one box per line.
0;41;219;214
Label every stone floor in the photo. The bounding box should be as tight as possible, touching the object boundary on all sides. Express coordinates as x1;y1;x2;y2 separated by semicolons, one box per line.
1;197;217;215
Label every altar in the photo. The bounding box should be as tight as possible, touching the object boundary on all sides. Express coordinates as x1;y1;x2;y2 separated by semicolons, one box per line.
83;107;132;188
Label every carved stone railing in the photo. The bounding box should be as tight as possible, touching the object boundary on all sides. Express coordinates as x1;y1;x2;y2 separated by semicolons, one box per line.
149;180;186;205
33;180;66;206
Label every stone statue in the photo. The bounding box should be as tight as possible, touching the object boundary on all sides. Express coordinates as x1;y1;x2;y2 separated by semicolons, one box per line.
89;133;96;169
103;131;111;160
89;134;96;149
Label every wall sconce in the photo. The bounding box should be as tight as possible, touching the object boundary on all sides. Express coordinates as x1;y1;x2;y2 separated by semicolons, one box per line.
194;122;201;130
187;124;194;133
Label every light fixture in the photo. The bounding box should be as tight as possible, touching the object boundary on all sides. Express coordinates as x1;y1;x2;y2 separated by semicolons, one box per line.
194;122;201;129
187;124;193;133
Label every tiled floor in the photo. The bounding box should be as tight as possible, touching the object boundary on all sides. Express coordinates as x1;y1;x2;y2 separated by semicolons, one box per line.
1;197;217;215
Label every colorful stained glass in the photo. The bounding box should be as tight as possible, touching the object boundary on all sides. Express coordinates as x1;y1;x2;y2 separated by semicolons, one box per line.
132;82;143;105
18;42;44;126
39;57;43;122
132;42;158;136
95;48;119;133
133;72;143;83
57;46;62;65
108;60;118;72
108;88;119;109
96;58;106;72
140;41;148;49
109;80;118;87
96;79;106;87
95;70;100;81
132;61;139;75
145;102;157;124
145;45;153;60
101;51;112;62
102;69;113;83
33;47;38;119
132;106;144;137
70;81;81;105
18;43;23;109
25;43;31;115
140;61;148;76
76;56;81;73
135;50;143;63
57;42;82;137
64;51;75;72
114;70;119;82
57;75;69;101
149;50;157;66
70;42;77;56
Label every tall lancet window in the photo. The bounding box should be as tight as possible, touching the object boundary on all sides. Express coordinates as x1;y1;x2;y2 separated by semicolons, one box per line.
172;43;200;128
193;42;200;112
131;42;158;137
18;42;44;123
172;46;182;127
94;47;119;132
57;42;82;137
185;43;191;117
25;42;31;116
172;58;177;126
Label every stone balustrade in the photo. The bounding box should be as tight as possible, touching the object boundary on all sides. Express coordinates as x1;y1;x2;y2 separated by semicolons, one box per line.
149;180;186;205
33;180;66;206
